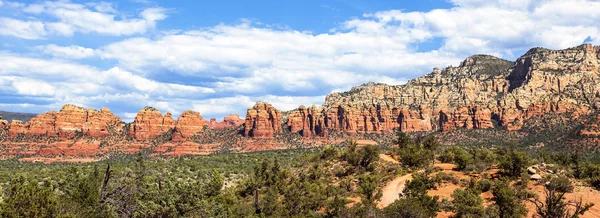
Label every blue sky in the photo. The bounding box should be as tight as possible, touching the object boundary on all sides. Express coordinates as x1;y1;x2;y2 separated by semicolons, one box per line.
0;0;598;122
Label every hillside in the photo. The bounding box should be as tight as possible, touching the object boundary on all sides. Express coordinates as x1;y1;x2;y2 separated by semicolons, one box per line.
0;110;36;123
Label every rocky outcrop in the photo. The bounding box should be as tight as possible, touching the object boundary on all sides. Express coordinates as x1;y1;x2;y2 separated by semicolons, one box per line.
317;44;600;134
0;116;8;129
7;104;123;139
172;110;209;141
171;112;244;141
210;114;245;130
287;105;327;137
244;102;282;138
128;107;176;141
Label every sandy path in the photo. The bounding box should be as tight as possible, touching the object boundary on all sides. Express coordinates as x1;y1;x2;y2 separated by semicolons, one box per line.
377;173;413;208
379;154;399;164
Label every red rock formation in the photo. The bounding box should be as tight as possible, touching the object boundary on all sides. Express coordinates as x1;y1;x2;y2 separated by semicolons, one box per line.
287;105;328;137
244;102;282;138
7;120;26;137
172;110;209;142
210;114;244;130
84;107;123;137
439;106;494;131
0;116;8;129
128;107;175;141
7;104;123;139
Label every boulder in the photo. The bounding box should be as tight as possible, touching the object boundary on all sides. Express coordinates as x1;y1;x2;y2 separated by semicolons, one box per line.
531;174;542;180
528;167;537;174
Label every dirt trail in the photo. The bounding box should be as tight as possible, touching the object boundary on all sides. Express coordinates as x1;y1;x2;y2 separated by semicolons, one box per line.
377;173;413;208
377;153;409;208
379;154;399;164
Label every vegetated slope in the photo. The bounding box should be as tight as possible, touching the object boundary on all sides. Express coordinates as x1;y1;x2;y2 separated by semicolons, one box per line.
0;110;36;122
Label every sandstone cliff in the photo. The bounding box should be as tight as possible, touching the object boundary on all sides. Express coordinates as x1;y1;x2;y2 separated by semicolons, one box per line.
283;44;600;137
244;102;282;138
7;104;123;139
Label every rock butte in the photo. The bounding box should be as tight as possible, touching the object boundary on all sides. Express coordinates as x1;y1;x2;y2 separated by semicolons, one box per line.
4;44;600;143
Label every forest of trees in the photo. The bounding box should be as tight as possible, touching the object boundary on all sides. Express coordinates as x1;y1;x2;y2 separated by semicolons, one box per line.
1;132;600;217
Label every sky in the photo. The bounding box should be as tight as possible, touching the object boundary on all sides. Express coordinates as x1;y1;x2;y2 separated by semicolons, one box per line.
0;0;599;122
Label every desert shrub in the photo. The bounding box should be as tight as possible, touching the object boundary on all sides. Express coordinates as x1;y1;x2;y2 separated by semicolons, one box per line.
517;172;530;189
320;145;340;160
591;176;600;190
545;176;574;193
434;172;455;185
492;180;527;218
383;195;439;218
451;188;484;217
499;149;531;178
0;176;63;218
395;131;413;148
397;144;433;168
358;174;382;207
454;148;472;171
342;141;379;171
531;188;594;218
404;171;435;198
477;179;493;192
438;148;456;163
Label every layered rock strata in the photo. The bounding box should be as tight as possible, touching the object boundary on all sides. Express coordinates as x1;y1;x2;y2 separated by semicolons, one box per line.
7;104;123;139
244;102;282;138
282;44;600;137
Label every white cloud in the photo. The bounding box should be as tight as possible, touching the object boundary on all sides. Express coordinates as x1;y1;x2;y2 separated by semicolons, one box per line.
2;0;600;123
99;21;458;97
11;78;56;96
0;18;46;39
0;53;215;117
0;1;167;39
36;44;96;59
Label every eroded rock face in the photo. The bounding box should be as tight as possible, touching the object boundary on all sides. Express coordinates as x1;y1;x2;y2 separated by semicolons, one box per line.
172;110;209;142
244;102;282;138
128;107;175;141
210;114;244;130
319;44;600;133
7;104;123;139
287;105;327;137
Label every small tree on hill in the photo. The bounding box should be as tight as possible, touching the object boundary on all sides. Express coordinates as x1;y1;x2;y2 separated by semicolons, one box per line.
395;131;413;148
499;149;530;177
492;180;527;218
530;187;594;218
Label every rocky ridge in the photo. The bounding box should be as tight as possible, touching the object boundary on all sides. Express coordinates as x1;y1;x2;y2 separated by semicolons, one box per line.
282;44;600;136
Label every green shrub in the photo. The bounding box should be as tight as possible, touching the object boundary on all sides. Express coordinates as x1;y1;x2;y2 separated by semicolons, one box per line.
499;149;531;178
477;179;493;192
591;176;600;190
545;176;573;193
451;188;484;217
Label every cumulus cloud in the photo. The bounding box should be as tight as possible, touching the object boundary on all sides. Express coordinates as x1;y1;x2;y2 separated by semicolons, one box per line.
0;18;46;39
36;44;96;59
2;0;600;122
0;53;214;118
0;0;167;39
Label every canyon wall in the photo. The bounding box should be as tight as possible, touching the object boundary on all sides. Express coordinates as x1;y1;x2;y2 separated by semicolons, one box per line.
271;44;600;137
